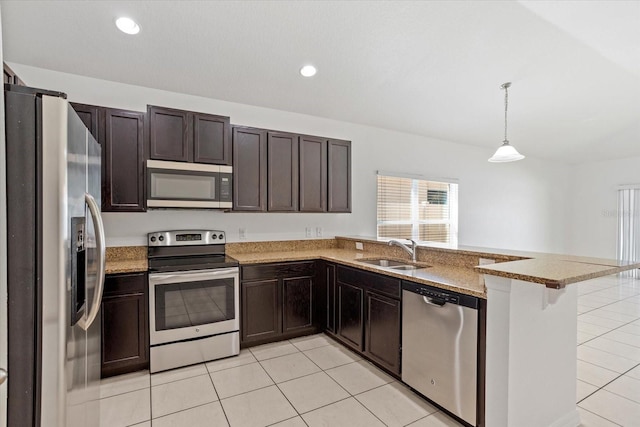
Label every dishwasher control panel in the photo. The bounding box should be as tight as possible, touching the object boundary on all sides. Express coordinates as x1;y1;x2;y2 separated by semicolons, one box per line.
402;280;478;309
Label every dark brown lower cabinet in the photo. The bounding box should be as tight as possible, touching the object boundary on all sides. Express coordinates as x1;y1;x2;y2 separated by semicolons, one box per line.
327;265;401;376
241;261;316;346
242;278;280;342
337;281;364;351
101;273;149;378
365;291;401;374
283;276;313;332
322;262;337;333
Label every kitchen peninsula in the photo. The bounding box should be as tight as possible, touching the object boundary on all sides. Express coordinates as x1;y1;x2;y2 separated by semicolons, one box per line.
105;236;640;427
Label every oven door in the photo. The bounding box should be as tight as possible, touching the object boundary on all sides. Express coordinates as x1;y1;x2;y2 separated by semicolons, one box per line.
149;267;239;346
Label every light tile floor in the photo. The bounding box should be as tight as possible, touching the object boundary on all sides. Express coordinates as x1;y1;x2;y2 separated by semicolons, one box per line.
576;273;640;426
98;273;640;427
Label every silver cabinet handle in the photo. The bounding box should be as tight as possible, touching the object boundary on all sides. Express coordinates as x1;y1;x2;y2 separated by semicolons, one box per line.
423;296;446;307
149;268;238;285
78;193;106;331
0;368;7;385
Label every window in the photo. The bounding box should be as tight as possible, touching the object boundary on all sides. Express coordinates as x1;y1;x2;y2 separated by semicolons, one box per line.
377;174;458;244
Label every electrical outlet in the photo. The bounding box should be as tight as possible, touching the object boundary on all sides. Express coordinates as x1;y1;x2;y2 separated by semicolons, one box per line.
315;227;322;237
355;242;364;250
305;227;312;238
239;227;246;240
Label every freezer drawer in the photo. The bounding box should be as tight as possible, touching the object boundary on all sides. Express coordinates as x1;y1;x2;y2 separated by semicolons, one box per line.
402;285;478;426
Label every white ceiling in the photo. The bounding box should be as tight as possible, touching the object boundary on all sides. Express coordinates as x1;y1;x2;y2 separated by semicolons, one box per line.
1;0;639;164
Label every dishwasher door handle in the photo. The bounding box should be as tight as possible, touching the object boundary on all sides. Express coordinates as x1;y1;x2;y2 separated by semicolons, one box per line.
422;296;446;307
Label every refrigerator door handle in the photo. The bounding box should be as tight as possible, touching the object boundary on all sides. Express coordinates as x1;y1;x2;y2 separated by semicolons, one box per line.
78;193;106;331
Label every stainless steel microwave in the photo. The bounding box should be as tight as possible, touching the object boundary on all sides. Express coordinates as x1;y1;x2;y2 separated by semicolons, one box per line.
146;160;232;209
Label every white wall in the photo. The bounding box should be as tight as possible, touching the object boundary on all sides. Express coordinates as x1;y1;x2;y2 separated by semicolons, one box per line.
9;63;569;252
566;156;640;259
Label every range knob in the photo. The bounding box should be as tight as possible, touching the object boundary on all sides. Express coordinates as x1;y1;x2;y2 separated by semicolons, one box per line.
212;234;218;239
158;236;164;242
150;236;156;243
218;234;224;240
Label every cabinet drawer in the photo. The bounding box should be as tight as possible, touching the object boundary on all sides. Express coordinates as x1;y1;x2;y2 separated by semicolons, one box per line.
337;266;400;299
242;261;315;281
104;272;147;297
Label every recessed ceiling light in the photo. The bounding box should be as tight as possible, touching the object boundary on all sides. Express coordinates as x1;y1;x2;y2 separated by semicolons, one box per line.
115;17;140;35
300;65;317;77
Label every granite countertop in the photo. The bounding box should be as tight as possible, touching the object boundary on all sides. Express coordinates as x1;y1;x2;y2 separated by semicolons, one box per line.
474;258;633;289
229;248;486;298
337;236;640;289
105;246;147;274
104;236;640;295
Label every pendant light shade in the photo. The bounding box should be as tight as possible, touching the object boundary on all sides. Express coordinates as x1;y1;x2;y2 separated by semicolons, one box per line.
488;82;525;163
489;142;525;163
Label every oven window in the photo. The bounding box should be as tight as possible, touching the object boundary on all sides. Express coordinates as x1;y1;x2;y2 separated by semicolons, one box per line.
149;171;216;200
155;278;235;330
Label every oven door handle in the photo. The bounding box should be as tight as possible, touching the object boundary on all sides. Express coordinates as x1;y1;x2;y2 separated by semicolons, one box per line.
149;268;239;285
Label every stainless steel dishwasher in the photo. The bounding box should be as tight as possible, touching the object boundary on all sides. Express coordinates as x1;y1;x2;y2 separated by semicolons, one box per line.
402;281;479;426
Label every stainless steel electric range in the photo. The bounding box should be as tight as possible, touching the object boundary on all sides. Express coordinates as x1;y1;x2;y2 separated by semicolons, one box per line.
147;230;239;373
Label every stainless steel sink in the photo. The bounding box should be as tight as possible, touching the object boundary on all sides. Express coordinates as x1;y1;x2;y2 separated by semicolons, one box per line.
360;259;407;267
389;265;421;271
360;259;429;271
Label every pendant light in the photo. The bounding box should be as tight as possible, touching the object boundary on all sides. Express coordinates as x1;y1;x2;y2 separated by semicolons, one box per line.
488;82;525;162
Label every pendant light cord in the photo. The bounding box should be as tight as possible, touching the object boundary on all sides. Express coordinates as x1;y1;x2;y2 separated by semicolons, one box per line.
503;83;509;143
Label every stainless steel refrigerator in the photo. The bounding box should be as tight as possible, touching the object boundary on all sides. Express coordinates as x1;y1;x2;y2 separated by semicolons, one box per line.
5;85;105;427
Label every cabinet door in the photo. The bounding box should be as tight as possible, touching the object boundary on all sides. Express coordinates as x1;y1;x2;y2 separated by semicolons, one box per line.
267;132;299;211
233;127;267;211
148;106;191;162
103;109;146;212
299;136;327;212
193;113;231;165
101;274;148;379
242;279;281;343
282;276;314;333
70;102;100;141
337;281;364;351
327;139;351;212
365;292;401;375
325;263;337;333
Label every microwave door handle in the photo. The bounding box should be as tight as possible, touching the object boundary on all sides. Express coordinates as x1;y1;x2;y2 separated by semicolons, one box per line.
78;193;106;331
150;268;238;285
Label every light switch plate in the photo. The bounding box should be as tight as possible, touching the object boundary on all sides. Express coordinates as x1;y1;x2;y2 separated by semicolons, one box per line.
355;242;364;250
316;227;322;237
305;227;312;238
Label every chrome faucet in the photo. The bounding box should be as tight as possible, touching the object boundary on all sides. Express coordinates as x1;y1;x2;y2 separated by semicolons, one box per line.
388;239;418;263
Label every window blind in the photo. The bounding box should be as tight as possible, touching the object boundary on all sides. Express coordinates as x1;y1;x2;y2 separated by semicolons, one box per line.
377;174;458;244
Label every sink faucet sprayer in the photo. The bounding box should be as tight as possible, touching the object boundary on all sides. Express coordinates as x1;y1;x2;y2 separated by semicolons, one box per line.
388;239;418;263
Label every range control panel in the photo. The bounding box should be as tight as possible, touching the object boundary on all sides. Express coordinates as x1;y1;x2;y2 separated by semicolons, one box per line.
148;230;226;247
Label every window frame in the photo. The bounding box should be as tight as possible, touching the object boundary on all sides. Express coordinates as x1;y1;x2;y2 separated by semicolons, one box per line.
376;172;458;244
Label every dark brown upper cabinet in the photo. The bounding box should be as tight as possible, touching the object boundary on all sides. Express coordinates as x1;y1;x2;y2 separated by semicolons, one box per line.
232;126;267;211
148;106;190;162
299;136;327;212
267;131;299;212
148;105;230;165
70;103;100;141
328;139;351;212
103;109;146;212
70;103;146;212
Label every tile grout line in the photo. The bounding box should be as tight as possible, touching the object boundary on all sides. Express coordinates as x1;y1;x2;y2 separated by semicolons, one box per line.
205;367;232;427
577;406;624;427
